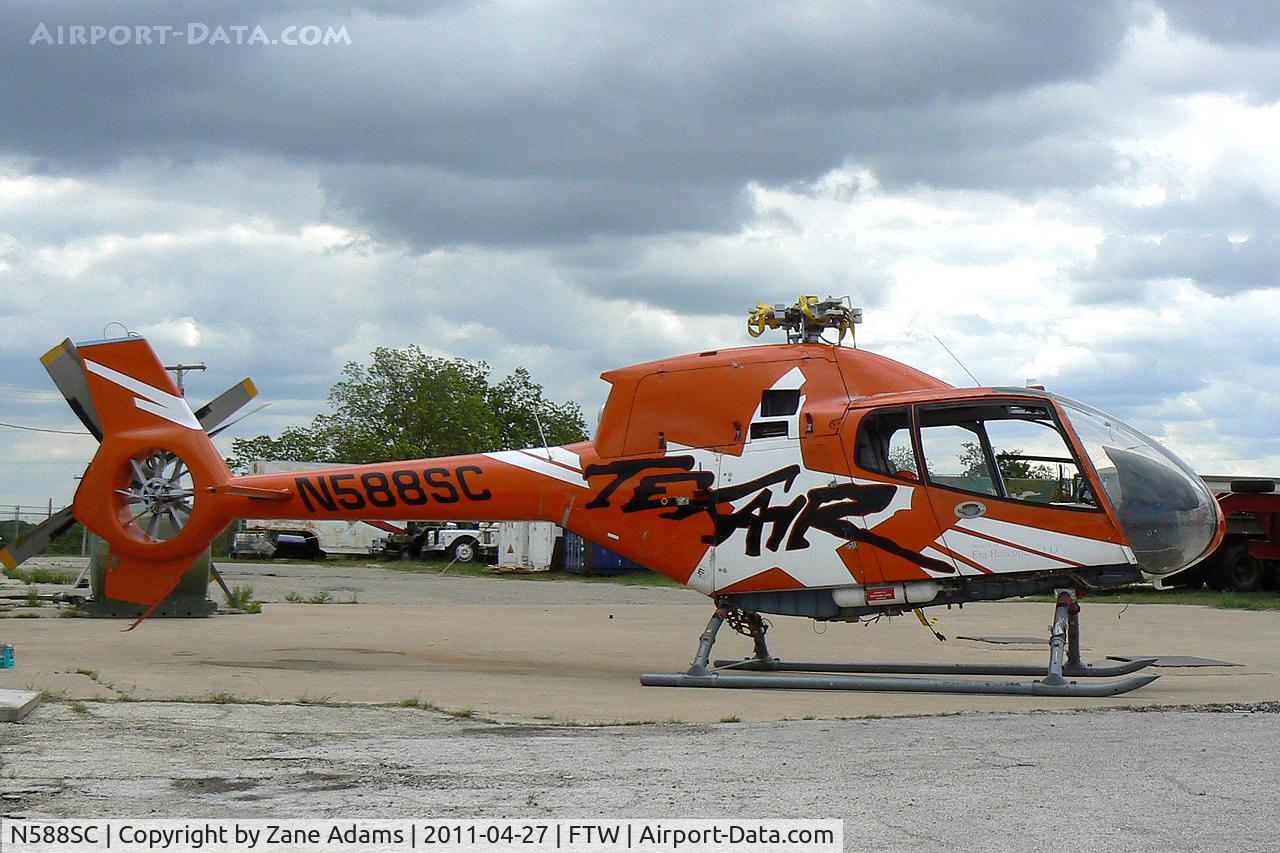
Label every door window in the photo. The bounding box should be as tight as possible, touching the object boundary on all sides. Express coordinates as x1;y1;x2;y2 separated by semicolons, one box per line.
853;408;920;481
916;402;1094;508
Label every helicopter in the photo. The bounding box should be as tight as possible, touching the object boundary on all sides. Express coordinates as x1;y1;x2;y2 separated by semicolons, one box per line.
1;297;1224;697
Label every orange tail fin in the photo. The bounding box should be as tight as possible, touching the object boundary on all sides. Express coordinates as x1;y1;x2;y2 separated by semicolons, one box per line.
69;336;234;607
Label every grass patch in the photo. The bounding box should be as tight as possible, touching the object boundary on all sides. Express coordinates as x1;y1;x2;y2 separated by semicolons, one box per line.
69;701;88;714
25;586;41;607
2;567;78;585
1025;587;1280;611
718;715;741;724
294;692;334;705
204;691;242;704
446;707;474;718
74;668;99;681
307;590;333;605
284;591;304;603
13;612;40;619
224;584;262;613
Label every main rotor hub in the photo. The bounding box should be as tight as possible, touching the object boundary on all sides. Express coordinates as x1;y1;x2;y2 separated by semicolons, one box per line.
747;295;862;345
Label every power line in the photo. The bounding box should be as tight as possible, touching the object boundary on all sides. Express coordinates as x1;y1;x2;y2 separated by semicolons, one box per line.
0;420;90;436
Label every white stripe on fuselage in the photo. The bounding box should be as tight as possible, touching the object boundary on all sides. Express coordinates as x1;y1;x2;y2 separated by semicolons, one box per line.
484;448;589;488
952;516;1133;567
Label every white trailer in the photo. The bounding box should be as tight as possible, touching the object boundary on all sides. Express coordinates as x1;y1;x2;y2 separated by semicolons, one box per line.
234;460;404;558
496;521;561;572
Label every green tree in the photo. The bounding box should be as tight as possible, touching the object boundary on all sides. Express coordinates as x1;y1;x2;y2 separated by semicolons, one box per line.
959;441;1054;481
229;346;587;472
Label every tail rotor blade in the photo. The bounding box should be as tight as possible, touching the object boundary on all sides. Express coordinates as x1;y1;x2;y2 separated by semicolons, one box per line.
0;506;77;570
41;339;103;440
194;378;258;433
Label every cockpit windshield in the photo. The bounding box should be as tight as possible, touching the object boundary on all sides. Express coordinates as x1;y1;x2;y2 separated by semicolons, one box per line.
1054;396;1221;575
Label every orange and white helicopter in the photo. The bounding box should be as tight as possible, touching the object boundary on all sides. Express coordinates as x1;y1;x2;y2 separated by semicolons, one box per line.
2;297;1224;696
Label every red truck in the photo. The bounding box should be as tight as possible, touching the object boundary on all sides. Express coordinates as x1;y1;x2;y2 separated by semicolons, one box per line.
1177;478;1280;592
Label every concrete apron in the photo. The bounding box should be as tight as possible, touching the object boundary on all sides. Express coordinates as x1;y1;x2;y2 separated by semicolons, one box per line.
0;600;1276;723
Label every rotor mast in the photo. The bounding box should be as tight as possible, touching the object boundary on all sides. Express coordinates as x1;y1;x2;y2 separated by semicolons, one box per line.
747;295;863;345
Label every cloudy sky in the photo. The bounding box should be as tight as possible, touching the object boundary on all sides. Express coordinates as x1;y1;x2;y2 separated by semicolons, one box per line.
2;0;1279;511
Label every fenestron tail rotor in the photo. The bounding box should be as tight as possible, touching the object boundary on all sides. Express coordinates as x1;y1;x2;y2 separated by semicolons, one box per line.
3;337;259;578
116;449;197;543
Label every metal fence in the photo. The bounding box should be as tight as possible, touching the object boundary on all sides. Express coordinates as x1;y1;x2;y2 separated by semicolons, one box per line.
0;502;87;554
2;502;59;525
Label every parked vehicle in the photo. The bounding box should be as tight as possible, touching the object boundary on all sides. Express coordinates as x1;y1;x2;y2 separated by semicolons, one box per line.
1173;477;1280;591
419;523;497;563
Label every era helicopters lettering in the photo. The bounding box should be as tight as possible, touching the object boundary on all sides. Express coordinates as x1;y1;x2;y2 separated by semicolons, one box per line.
3;297;1223;696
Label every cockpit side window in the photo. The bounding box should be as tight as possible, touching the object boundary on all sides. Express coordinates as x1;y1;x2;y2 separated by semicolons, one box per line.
854;408;920;481
916;401;1098;509
919;421;996;495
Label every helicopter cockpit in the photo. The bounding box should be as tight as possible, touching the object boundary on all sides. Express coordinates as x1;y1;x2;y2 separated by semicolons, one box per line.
850;388;1222;578
1053;395;1222;575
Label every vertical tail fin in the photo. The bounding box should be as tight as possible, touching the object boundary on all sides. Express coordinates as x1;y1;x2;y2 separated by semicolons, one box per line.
66;336;235;608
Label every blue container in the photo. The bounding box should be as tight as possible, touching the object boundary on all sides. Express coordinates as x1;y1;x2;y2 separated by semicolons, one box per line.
563;532;650;576
0;643;13;669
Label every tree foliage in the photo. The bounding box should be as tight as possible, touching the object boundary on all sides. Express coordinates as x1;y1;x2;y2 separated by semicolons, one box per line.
229;346;588;472
960;441;1054;481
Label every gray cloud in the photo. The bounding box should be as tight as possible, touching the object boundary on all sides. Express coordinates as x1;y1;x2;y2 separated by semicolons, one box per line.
1;1;1138;248
1159;0;1280;47
1081;231;1280;295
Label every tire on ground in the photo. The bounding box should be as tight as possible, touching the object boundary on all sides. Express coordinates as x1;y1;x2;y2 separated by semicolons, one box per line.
1213;541;1267;592
448;537;479;563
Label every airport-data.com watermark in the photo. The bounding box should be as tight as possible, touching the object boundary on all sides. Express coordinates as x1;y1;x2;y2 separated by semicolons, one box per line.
30;22;352;47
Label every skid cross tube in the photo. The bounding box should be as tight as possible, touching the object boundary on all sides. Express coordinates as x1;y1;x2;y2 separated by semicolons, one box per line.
639;592;1160;697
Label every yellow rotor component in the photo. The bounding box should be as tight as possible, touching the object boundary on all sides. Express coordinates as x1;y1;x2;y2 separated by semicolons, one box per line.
746;302;773;338
797;295;820;323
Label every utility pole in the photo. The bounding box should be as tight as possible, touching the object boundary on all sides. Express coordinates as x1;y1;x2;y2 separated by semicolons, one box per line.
164;362;206;395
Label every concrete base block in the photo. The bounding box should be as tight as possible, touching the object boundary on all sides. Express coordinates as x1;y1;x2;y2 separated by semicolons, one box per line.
0;689;41;722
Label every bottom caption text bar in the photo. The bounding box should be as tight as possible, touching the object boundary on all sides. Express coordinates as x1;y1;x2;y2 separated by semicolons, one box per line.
1;819;842;853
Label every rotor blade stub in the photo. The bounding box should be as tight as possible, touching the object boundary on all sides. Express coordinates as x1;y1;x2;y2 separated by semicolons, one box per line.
205;401;270;439
0;505;77;569
194;378;258;433
41;339;103;440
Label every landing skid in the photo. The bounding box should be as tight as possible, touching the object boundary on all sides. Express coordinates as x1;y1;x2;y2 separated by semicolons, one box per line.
639;591;1159;697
